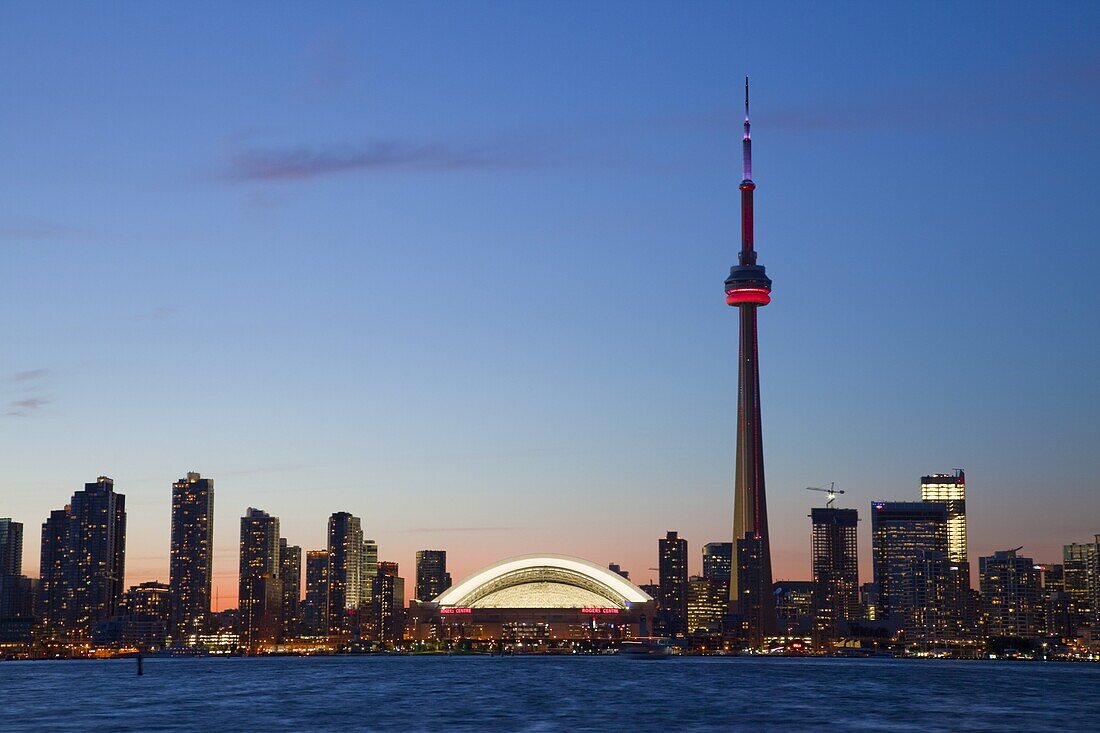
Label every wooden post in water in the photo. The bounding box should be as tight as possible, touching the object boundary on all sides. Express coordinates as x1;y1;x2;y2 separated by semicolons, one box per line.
137;652;143;676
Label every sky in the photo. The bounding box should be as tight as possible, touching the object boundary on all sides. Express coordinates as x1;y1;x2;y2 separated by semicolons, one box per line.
1;2;1099;608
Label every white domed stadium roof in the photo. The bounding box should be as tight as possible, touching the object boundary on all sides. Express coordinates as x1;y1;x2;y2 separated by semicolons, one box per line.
433;554;653;609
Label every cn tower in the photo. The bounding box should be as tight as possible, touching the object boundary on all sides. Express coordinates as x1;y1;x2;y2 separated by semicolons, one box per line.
725;78;775;644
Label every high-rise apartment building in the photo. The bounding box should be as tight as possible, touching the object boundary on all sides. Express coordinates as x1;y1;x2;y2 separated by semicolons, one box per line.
0;519;30;620
69;477;127;639
169;471;214;644
871;501;948;634
122;581;173;621
658;531;688;636
414;550;451;602
979;549;1043;638
774;580;815;636
0;519;22;577
1063;536;1100;634
1036;563;1072;638
362;538;379;603
921;471;967;565
702;542;733;591
303;549;331;637
372;561;405;643
0;519;24;616
912;553;978;641
239;508;281;650
115;580;172;650
38;508;74;641
810;507;859;641
687;576;726;635
327;512;363;636
280;539;302;638
735;535;769;640
34;480;128;643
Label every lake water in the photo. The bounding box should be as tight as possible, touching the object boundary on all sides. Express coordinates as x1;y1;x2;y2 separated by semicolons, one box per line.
3;656;1098;731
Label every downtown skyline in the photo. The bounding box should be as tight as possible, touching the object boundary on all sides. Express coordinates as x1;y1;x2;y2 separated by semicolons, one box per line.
4;465;1096;612
4;462;1099;656
3;3;1100;607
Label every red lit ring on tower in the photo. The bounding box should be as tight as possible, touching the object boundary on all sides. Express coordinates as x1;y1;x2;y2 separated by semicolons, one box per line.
725;288;771;305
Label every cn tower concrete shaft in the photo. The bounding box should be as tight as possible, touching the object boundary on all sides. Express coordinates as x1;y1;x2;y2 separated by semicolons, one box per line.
724;79;775;644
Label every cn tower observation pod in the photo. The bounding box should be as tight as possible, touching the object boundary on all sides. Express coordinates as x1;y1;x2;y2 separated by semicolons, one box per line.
433;554;653;609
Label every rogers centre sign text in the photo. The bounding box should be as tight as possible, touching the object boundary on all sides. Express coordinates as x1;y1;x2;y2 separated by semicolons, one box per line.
580;607;621;615
440;607;473;615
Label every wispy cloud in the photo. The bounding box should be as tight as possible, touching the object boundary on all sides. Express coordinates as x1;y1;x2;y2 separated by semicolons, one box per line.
226;140;543;182
5;397;50;417
5;368;53;416
7;368;51;382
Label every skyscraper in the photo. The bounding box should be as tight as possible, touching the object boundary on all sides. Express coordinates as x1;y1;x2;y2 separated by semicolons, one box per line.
1036;563;1072;638
414;550;451;602
69;476;127;639
921;471;967;565
1063;535;1100;634
870;501;975;640
238;508;281;650
658;531;688;636
774;580;815;636
979;549;1043;638
303;549;330;637
327;512;363;637
169;471;214;645
702;542;733;589
871;501;947;626
0;519;32;624
725;80;775;645
38;508;74;642
810;507;860;641
687;576;726;636
0;519;22;616
280;538;302;638
0;519;22;577
371;561;405;643
362;538;379;603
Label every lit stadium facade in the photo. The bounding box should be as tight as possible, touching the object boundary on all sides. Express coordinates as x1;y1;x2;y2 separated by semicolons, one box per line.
408;555;656;647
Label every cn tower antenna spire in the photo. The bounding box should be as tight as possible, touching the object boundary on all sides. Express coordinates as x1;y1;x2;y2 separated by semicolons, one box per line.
743;76;752;182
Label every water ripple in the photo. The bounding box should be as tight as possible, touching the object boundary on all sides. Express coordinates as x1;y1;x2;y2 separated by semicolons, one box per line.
2;656;1098;732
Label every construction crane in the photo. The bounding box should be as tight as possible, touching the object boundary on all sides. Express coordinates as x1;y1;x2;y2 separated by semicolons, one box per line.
805;483;845;508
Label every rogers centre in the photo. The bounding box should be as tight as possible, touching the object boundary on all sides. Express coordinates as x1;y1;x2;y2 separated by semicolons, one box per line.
407;554;657;646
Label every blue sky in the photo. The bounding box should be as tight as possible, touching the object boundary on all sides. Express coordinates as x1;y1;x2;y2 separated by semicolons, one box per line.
2;2;1098;602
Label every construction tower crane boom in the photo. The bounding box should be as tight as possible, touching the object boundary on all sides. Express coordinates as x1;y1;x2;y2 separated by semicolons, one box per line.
805;482;845;508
